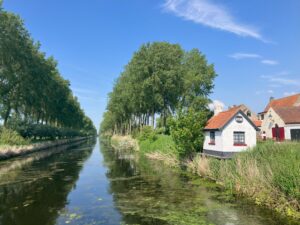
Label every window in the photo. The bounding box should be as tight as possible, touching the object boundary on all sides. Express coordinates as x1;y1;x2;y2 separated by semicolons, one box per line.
233;132;245;145
247;111;251;117
209;131;215;145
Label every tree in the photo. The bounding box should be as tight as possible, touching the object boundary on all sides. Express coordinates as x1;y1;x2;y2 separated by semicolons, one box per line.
0;6;96;137
100;42;217;156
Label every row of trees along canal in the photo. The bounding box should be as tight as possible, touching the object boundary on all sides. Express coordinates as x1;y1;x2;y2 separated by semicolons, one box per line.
101;42;217;155
0;4;96;140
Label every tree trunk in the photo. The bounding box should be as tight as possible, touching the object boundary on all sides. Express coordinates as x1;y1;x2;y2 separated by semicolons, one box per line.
152;112;155;128
3;105;11;127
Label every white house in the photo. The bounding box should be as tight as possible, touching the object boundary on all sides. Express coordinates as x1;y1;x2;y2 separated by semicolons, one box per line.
203;106;259;158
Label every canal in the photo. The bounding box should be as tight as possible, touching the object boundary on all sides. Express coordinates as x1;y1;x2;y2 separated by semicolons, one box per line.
0;139;297;225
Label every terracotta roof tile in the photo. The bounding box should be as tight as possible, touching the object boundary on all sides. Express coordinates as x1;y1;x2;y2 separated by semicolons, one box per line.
264;94;300;112
252;120;262;127
205;106;240;130
273;107;300;124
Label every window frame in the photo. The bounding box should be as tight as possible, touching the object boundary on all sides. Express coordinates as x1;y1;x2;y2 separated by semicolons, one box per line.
209;131;215;145
233;131;246;146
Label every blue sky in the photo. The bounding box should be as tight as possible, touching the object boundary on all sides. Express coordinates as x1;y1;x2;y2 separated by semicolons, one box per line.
4;0;300;127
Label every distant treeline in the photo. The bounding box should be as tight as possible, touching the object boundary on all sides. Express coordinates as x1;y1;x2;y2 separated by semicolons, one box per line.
0;3;96;137
100;42;216;154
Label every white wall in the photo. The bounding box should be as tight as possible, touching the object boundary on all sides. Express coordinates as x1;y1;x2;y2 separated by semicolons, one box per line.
222;113;257;152
285;124;300;140
203;131;222;151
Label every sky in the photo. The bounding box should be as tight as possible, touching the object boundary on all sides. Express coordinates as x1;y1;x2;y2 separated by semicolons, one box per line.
3;0;300;128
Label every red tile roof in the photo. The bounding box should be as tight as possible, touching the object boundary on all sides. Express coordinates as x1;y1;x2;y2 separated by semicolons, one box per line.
205;106;240;130
252;120;262;127
264;94;300;112
273;107;300;124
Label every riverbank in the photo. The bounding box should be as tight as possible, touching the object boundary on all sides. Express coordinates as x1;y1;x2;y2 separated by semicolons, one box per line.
110;135;179;167
108;135;300;221
0;137;89;160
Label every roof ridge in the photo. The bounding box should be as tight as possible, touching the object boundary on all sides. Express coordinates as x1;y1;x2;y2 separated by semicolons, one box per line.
272;93;300;102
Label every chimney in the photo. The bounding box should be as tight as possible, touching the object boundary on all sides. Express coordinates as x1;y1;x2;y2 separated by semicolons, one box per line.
269;96;274;102
214;104;224;116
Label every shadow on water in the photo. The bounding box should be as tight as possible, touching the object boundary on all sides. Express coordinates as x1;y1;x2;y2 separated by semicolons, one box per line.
0;138;96;225
100;140;299;225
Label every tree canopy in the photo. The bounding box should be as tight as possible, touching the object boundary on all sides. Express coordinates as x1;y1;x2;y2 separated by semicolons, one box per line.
100;42;217;149
0;6;96;137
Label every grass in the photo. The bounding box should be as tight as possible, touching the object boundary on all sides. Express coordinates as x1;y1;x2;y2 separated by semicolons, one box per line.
186;141;300;219
138;134;179;167
110;135;139;151
138;134;177;155
0;127;30;147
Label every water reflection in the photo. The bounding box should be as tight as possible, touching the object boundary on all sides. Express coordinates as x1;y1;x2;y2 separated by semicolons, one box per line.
0;139;298;225
0;139;95;225
100;141;298;225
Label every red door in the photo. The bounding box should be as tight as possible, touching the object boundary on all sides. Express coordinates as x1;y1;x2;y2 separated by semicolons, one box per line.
272;127;285;141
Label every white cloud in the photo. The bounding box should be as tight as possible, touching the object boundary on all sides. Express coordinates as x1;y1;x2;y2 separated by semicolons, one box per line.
270;77;300;86
163;0;265;41
261;59;278;65
283;92;297;97
229;53;278;65
255;90;275;95
229;53;261;60
261;72;300;87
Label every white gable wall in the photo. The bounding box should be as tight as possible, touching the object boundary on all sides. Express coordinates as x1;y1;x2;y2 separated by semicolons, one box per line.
203;131;222;151
261;108;285;138
222;113;257;152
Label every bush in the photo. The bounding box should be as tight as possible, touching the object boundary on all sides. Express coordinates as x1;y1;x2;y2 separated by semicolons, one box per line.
0;127;29;146
6;121;84;140
138;126;157;142
169;108;209;157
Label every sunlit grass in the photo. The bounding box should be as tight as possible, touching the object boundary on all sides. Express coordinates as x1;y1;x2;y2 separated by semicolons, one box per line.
187;141;300;219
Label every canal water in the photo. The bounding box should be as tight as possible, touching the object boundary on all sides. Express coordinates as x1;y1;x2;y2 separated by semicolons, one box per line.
0;139;297;225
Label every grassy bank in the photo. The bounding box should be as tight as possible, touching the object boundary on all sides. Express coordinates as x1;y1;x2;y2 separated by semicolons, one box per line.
187;142;300;219
110;134;179;167
139;134;179;167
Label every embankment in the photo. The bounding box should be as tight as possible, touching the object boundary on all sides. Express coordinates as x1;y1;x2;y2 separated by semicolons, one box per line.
0;137;89;160
110;135;179;167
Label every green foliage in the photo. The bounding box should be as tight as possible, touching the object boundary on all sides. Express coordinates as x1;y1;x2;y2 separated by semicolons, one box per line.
138;126;157;142
139;134;177;156
0;127;29;146
100;42;217;141
0;6;96;136
169;108;210;157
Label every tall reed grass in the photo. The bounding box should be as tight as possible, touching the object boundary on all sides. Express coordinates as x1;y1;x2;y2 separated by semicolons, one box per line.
187;142;300;219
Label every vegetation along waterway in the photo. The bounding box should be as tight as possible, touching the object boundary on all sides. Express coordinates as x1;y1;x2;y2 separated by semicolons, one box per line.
0;139;298;225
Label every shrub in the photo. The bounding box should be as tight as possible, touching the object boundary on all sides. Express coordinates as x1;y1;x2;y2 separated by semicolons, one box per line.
169;108;209;157
138;126;157;142
0;127;29;146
